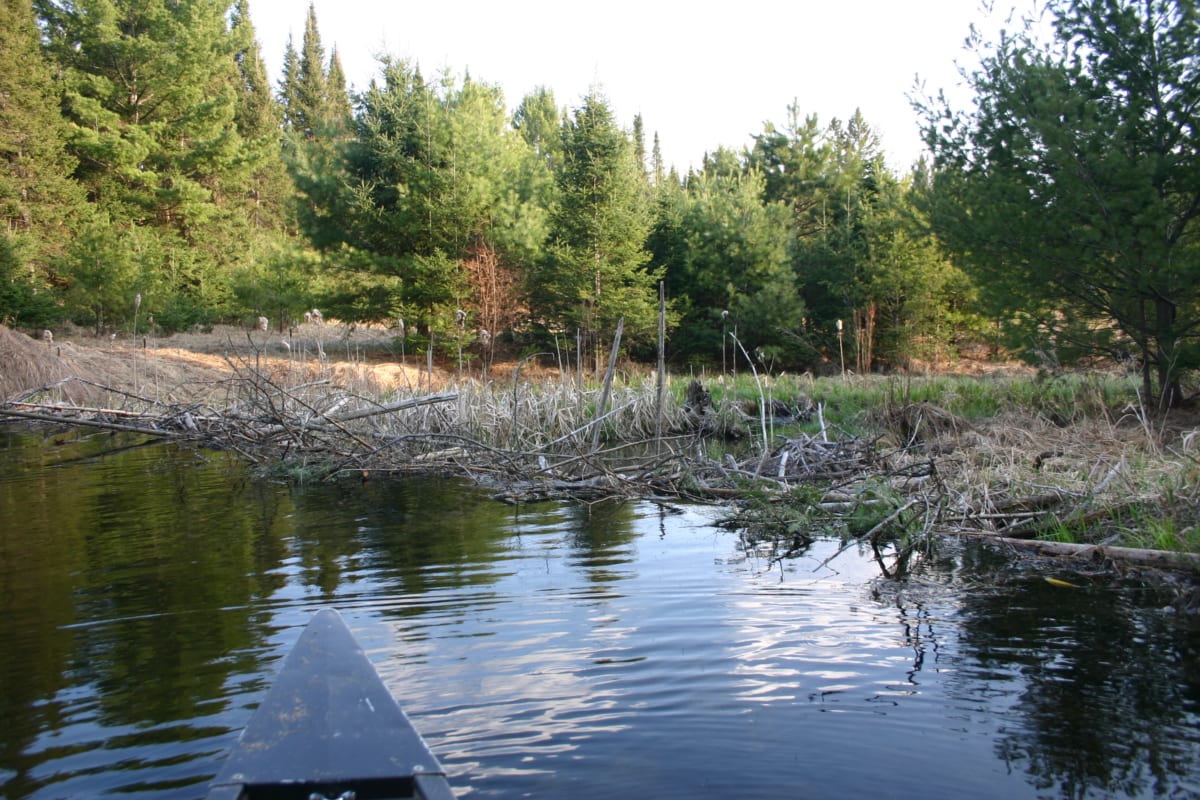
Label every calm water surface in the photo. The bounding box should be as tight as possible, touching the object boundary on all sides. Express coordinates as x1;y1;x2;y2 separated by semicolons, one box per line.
1;426;1198;799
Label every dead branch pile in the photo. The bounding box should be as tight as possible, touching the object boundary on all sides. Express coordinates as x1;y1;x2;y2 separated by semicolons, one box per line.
721;400;1200;576
4;361;1199;575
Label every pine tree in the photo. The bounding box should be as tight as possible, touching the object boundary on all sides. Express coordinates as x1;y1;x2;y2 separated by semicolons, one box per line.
534;91;659;366
319;61;546;330
37;0;272;329
281;3;354;258
747;102;834;238
0;0;88;325
278;37;301;129
651;132;665;187
229;0;287;232
919;0;1200;405
230;0;281;146
225;0;311;327
651;150;802;366
513;87;563;169
632;113;647;180
295;3;327;138
326;48;354;124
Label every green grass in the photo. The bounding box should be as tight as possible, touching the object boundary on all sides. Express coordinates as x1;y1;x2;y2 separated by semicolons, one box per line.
687;371;1144;439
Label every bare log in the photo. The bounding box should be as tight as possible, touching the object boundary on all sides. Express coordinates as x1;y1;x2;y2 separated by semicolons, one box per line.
328;393;458;422
964;533;1200;572
0;407;174;438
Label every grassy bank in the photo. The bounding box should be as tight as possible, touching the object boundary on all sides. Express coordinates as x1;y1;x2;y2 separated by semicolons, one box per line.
703;369;1200;560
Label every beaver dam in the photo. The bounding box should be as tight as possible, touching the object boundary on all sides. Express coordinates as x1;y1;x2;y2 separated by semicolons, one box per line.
3;323;1200;593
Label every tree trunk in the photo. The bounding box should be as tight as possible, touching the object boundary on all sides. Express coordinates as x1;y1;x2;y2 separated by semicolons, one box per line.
1155;296;1181;409
1140;345;1154;407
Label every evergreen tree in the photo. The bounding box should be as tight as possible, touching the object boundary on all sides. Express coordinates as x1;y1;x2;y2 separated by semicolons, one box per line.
632;113;647;179
230;0;280;144
229;0;288;232
650;132;665;187
804;112;883;370
226;0;312;326
747;103;972;371
0;0;89;325
322;60;545;333
326;48;354;123
294;3;328;139
748;102;834;238
278;36;301;129
36;0;272;330
280;3;351;139
919;0;1200;405
854;169;975;369
281;3;353;256
513;86;563;169
652;152;802;367
534;91;659;367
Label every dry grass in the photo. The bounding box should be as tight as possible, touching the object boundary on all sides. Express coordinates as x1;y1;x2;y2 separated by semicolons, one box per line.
0;326;79;400
1;323;444;406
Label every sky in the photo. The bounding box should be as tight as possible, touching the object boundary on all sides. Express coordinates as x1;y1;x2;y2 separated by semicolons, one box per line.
246;0;1013;173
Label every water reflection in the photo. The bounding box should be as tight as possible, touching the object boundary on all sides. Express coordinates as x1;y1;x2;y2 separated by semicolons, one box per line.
1;427;1198;799
954;571;1200;798
0;429;287;796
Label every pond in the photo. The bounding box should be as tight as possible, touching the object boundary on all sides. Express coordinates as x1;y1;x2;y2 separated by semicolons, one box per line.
1;426;1198;799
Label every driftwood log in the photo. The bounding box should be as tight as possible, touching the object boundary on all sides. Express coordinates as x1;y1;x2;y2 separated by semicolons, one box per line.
962;533;1200;572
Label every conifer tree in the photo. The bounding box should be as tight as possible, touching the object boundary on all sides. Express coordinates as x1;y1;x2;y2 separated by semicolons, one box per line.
748;102;834;239
0;0;88;325
326;48;354;125
632;113;647;179
513;87;563;169
225;0;312;326
651;132;665;187
229;0;287;232
282;3;351;139
312;60;546;332
651;150;801;366
278;37;301;129
919;0;1200;405
280;4;353;256
36;0;271;329
295;3;328;139
534;91;659;366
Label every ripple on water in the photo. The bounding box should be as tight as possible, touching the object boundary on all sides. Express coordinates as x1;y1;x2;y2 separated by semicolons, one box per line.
3;440;1200;800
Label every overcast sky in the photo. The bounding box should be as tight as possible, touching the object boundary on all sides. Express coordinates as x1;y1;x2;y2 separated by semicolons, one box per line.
247;1;1017;173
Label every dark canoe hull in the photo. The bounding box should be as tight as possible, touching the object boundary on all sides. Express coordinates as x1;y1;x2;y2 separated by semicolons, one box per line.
207;609;455;800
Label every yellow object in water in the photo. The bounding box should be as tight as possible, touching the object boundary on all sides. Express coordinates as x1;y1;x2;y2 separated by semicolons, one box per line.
1044;576;1081;589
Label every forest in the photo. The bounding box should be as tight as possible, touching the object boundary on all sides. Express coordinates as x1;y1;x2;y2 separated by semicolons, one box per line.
1;0;1197;406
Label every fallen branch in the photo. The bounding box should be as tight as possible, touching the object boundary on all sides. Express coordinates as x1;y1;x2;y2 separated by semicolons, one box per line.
327;392;458;423
962;533;1200;572
0;406;174;438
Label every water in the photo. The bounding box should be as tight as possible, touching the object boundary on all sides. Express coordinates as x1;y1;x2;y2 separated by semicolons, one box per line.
1;426;1198;799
